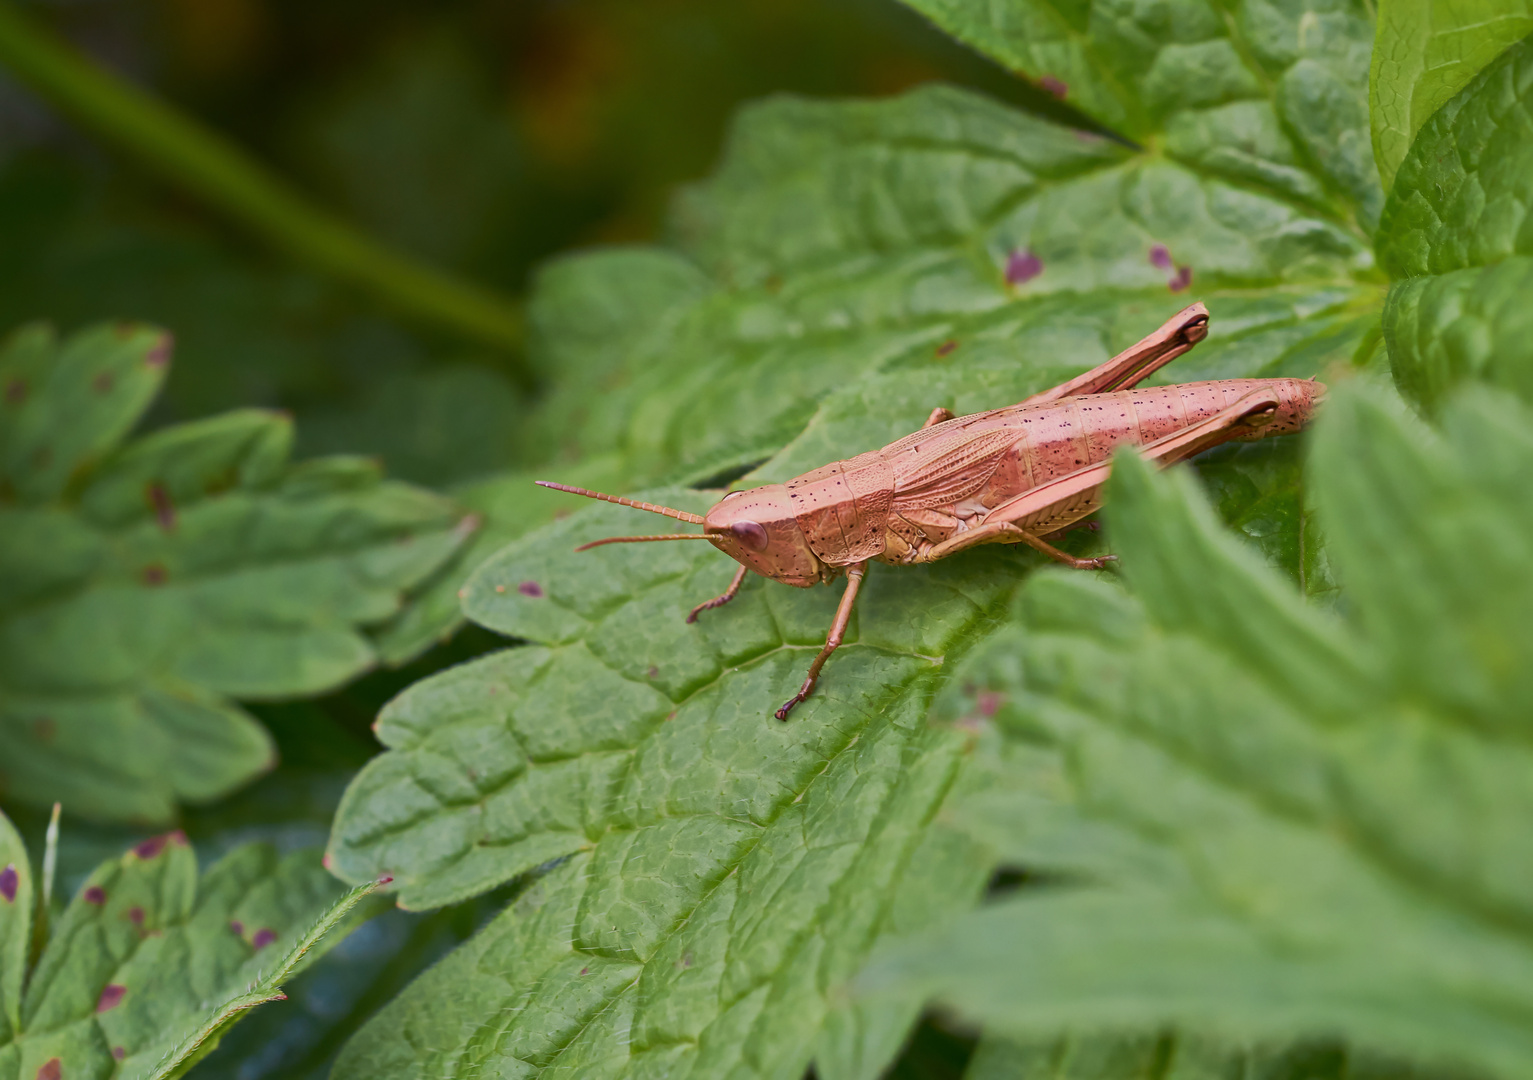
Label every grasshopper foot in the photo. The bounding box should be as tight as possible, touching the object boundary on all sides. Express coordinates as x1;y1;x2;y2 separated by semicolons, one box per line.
774;693;806;721
1070;553;1117;570
687;594;731;623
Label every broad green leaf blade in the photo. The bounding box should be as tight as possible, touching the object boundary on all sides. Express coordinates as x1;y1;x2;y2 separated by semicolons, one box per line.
1376;33;1533;278
0;322;169;504
1383;256;1533;410
857;383;1533;1080
1370;0;1533;193
0;323;473;821
0;833;375;1080
0;809;28;1042
896;0;1382;231
329;489;1011;1077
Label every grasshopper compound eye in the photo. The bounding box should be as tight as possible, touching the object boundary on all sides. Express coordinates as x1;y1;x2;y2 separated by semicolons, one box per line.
731;521;769;551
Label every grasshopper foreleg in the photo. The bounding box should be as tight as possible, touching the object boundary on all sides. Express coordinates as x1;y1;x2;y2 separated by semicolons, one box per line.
688;564;749;624
775;561;868;721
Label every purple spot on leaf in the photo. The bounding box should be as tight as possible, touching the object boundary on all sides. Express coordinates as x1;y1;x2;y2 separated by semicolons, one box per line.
1149;244;1173;269
147;483;176;531
0;865;16;902
230;920;244;935
84;886;106;904
977;691;1006;717
252;927;277;949
3;379;24;404
146;333;173;367
92;371;114;394
1170;265;1194;292
518;581;544;598
1039;75;1068;99
36;1059;61;1080
134;835;168;860
114;1046;127;1060
646;666;659;679
96;984;127;1012
936;339;958;357
141;564;167;586
1005;250;1043;285
579;967;589;976
127;906;144;925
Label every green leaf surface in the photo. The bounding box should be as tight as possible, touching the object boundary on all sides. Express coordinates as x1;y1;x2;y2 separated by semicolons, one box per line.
1378;33;1533;410
858;383;1533;1080
330;489;1014;1076
0;814;380;1080
1377;32;1533;278
897;0;1382;231
0;323;473;822
1370;0;1533;193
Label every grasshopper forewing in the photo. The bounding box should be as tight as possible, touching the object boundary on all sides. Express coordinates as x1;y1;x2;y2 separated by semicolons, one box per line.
539;302;1324;719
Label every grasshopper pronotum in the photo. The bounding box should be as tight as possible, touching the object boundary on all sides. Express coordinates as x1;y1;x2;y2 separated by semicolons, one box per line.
541;303;1323;719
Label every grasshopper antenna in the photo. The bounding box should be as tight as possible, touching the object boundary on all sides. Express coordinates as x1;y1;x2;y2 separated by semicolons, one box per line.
536;481;707;525
575;533;714;552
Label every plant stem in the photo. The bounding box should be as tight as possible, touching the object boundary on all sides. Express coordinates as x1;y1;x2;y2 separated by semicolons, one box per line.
0;1;531;381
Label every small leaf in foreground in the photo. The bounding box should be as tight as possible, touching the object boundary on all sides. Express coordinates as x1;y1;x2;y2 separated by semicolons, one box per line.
0;806;382;1080
858;383;1533;1080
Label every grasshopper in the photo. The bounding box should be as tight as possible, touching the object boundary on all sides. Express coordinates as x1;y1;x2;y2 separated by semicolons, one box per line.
540;303;1323;719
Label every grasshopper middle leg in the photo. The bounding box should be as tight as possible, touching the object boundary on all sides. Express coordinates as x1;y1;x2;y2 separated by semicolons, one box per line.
776;561;868;721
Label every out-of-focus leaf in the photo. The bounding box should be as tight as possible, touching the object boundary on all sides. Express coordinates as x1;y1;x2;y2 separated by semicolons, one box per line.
964;1032;1425;1080
1379;33;1533;410
0;810;28;1044
897;0;1382;232
858;383;1533;1080
0;323;473;822
0;811;382;1080
1370;0;1533;193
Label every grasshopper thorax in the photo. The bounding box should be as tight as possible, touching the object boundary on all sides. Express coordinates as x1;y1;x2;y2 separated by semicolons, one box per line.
704;485;826;587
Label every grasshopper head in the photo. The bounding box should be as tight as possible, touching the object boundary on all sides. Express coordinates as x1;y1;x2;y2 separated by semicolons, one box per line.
704;485;824;587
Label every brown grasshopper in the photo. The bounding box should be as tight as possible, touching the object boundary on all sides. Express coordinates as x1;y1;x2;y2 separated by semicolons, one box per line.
540;303;1323;719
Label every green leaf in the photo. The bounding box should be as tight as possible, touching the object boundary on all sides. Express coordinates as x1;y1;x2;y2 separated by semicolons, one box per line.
858;382;1533;1080
897;0;1383;232
1370;0;1533;193
328;489;1008;1076
0;812;382;1080
0;323;473;822
1378;33;1533;410
1377;32;1533;278
0;811;29;1044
